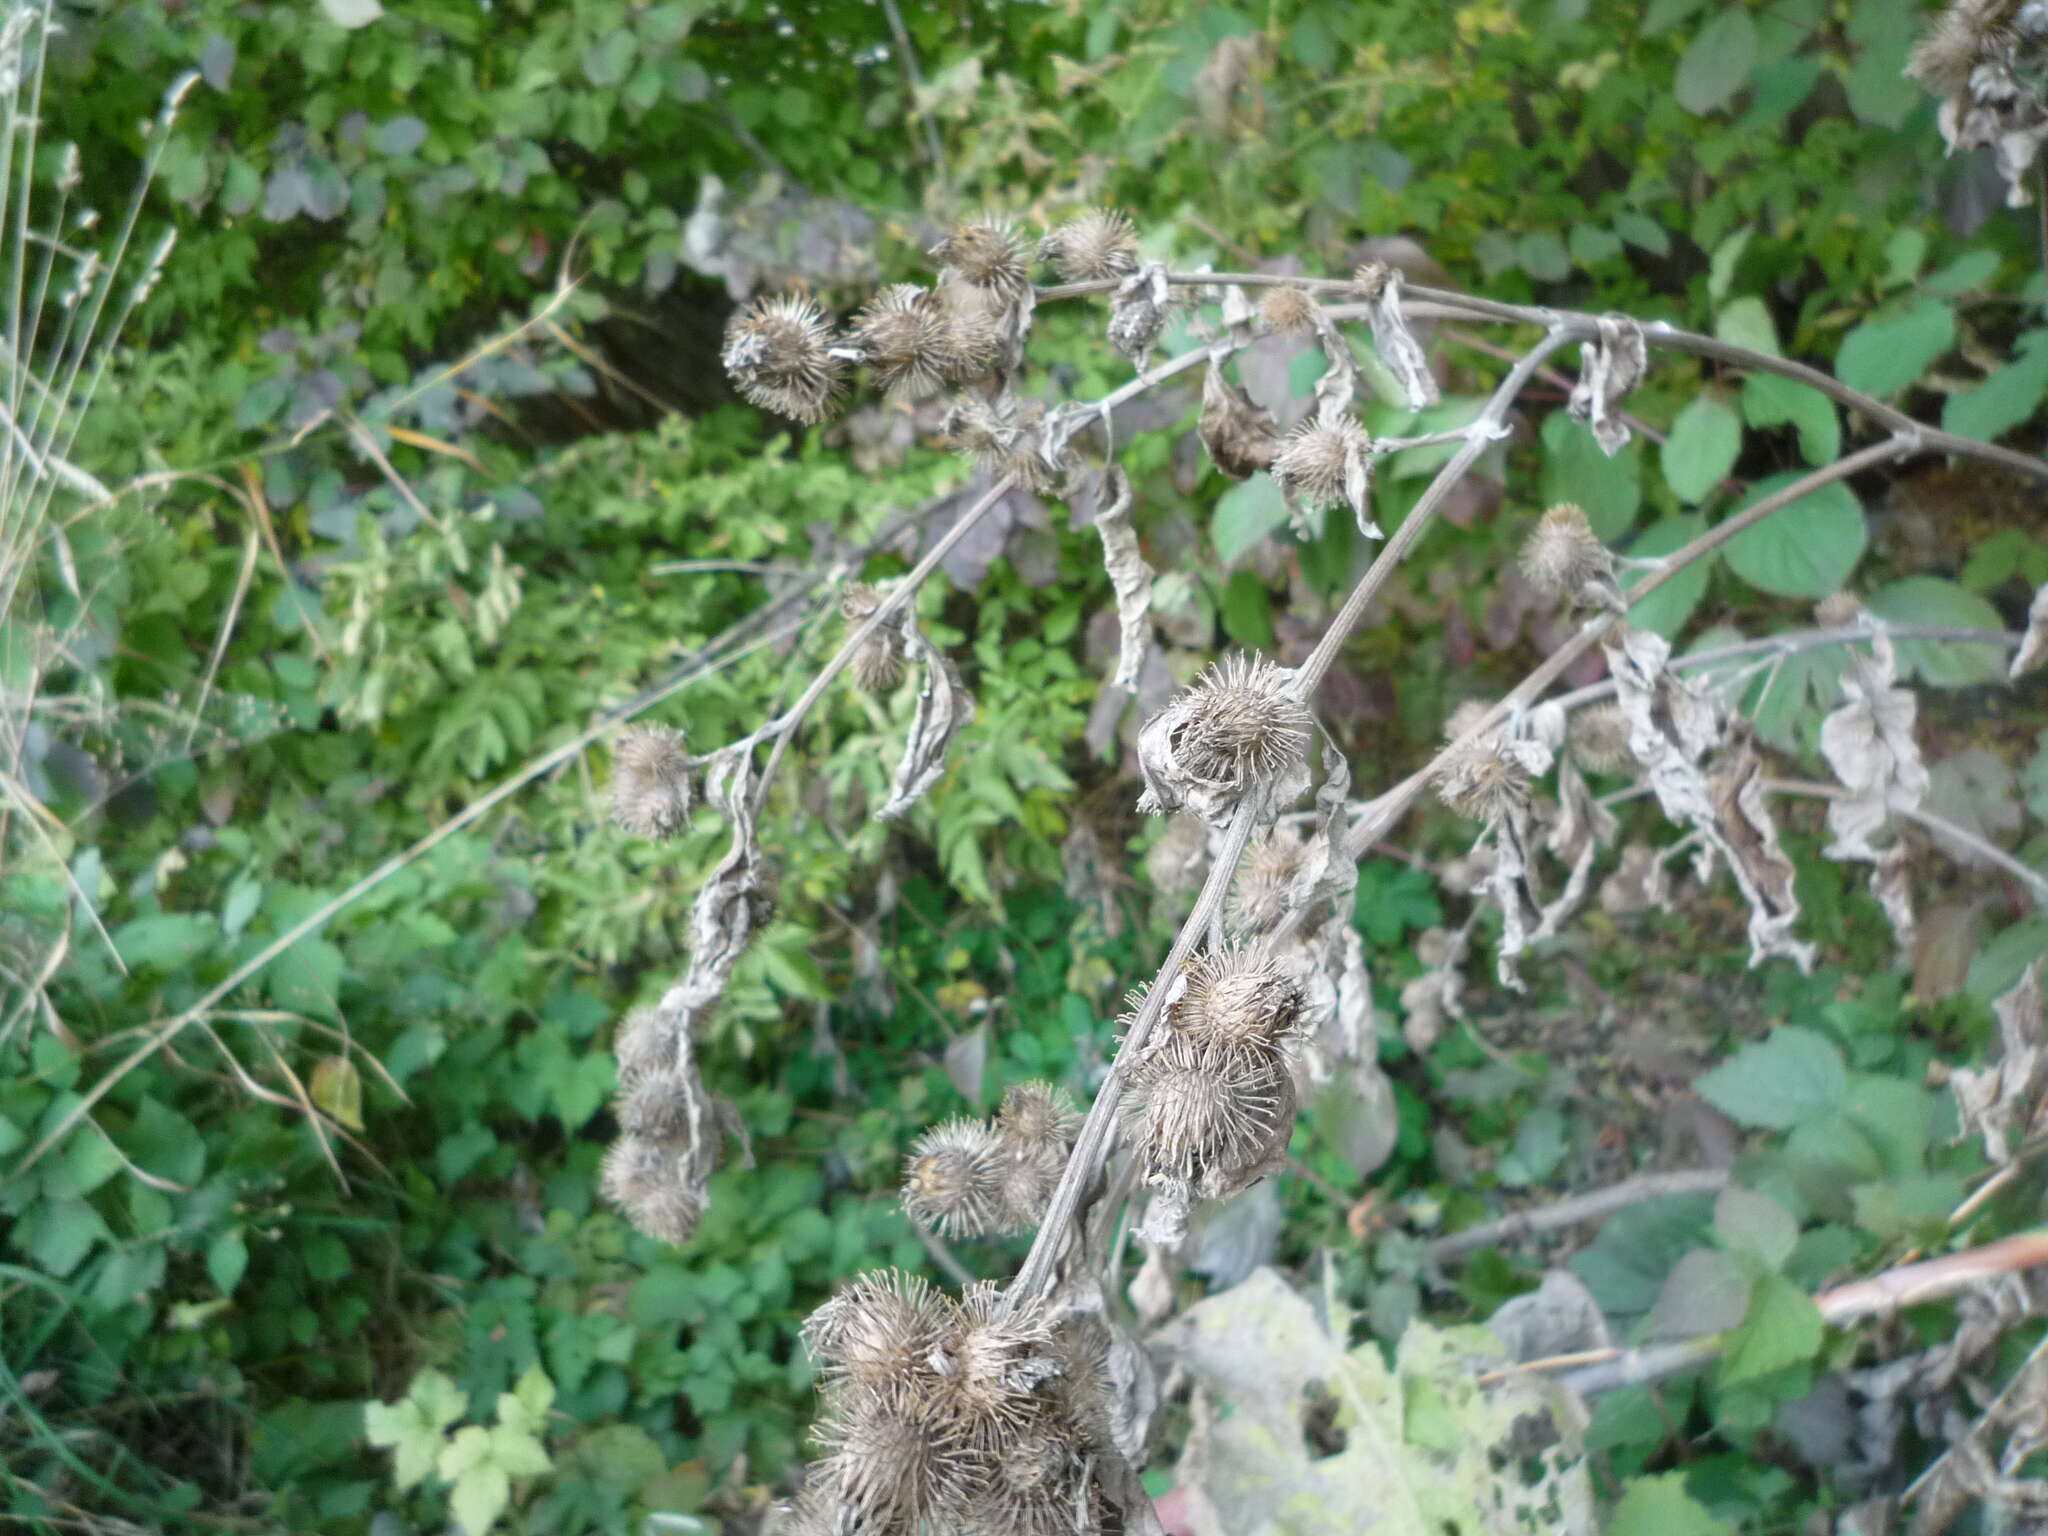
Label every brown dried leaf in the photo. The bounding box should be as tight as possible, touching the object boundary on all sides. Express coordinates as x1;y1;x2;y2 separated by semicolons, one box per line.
877;619;976;820
1600;842;1672;916
2014;579;2048;679
1199;359;1279;479
1566;314;1647;456
1082;466;1154;691
1820;629;1930;950
1109;260;1173;368
1949;959;2048;1166
1706;735;1817;971
1356;261;1439;412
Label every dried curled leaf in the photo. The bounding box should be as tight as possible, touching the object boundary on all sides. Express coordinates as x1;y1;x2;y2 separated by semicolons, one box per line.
1819;627;1931;949
1078;466;1153;691
1605;627;1815;971
1199;359;1279;479
1108;260;1172;367
1566;313;1647;456
2013;578;2048;679
877;614;977;821
1600;842;1672;916
1355;261;1438;412
1400;922;1471;1056
1949;959;2048;1166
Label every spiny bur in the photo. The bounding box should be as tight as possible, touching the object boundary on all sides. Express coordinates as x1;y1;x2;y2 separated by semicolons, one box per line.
609;724;693;840
1176;653;1312;789
721;294;844;422
1271;414;1372;511
1041;208;1139;283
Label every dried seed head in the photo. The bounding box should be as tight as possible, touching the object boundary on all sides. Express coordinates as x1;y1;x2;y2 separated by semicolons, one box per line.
1230;828;1309;933
851;283;998;398
902;1119;1007;1237
1569;702;1636;775
936;1285;1060;1436
1815;591;1863;629
841;582;907;693
1129;1034;1294;1192
1179;948;1305;1052
802;1270;951;1384
721;294;845;422
1909;0;2031;95
995;1081;1079;1151
1271;414;1374;511
1519;502;1612;598
1041;208;1139;283
1259;284;1319;336
610;724;693;840
1443;700;1501;749
932;218;1033;298
816;1389;973;1532
969;1431;1086;1536
1352;261;1396;300
943;393;1052;490
852;634;906;692
1435;739;1532;823
995;1144;1064;1232
1176;653;1313;788
600;1135;702;1244
614;1006;670;1087
619;1073;697;1141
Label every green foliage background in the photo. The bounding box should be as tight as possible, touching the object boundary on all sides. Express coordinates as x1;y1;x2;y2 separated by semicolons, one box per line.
8;0;2048;1530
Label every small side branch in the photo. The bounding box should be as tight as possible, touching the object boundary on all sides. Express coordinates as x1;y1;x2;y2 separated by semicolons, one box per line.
1428;1169;1731;1262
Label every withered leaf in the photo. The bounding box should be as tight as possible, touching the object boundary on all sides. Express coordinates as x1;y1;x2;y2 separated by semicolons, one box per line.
1108;260;1172;368
1357;261;1439;412
1567;313;1647;456
1199;359;1279;479
1706;735;1817;972
1600;841;1672;916
877;618;976;820
1949;959;2048;1166
2013;578;2048;679
1819;628;1929;949
1082;466;1153;691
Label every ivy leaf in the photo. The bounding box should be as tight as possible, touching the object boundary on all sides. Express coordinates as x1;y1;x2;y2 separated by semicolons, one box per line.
1695;1027;1847;1130
1675;12;1758;116
1835;301;1954;398
1721;474;1865;598
1660;396;1741;504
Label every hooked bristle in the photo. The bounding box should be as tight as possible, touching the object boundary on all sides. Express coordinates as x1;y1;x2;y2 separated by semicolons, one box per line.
901;1119;1008;1238
932;218;1033;299
1175;653;1313;788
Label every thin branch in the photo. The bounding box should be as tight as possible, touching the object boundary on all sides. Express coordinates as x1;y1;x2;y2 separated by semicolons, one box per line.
878;0;947;176
1428;1169;1731;1262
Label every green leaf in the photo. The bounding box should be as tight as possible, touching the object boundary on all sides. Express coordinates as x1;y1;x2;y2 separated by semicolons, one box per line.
1721;473;1865;598
268;936;344;1017
1614;211;1671;256
1741;373;1839;465
1643;0;1709;36
1622;515;1713;638
582;30;637;87
443;1426;512;1535
1517;230;1570;282
113;913;217;972
1660;396;1742;504
1715;297;1779;356
126;1097;206;1186
1212;475;1289;566
1942;345;2048;443
1609;1473;1734;1536
1715;1187;1797;1270
317;0;383;27
1645;1249;1750;1340
1675;11;1758;115
1540;409;1641;538
1720;1273;1824;1385
1835;301;1954;398
1497;1105;1567;1187
207;1227;249;1294
1695;1027;1847;1130
1220;569;1275;649
1865;577;2008;686
23;1198;109;1277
